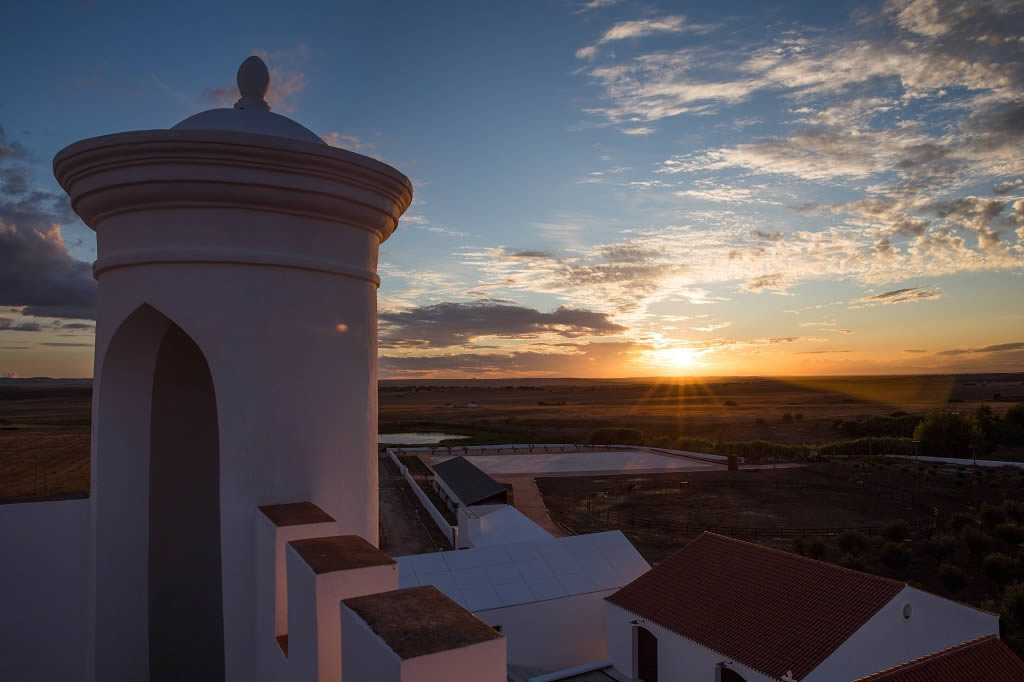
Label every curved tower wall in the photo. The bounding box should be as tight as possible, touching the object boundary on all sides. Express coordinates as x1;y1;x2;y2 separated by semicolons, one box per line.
55;121;412;679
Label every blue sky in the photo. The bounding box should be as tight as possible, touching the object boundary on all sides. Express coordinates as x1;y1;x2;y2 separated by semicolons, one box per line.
1;0;1023;378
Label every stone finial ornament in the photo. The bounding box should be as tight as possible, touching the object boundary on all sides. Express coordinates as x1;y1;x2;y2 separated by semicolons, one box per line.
235;55;271;112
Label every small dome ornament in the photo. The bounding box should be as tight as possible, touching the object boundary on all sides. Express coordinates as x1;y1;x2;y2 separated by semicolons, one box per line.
235;56;271;112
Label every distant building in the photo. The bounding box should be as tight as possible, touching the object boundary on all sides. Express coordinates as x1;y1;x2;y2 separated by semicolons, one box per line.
433;456;511;508
604;533;1000;682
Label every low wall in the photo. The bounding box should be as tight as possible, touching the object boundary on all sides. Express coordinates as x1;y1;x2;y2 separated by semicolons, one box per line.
388;449;457;546
0;498;90;681
885;454;1024;469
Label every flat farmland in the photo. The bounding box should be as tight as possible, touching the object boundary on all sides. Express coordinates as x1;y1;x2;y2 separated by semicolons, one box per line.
538;460;1024;563
3;372;1023;502
0;380;91;503
380;373;1024;444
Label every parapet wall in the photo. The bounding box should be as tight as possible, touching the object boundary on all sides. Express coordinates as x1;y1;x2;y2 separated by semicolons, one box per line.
0;498;89;681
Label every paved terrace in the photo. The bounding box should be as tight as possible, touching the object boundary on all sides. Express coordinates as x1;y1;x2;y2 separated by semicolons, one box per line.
432;449;715;476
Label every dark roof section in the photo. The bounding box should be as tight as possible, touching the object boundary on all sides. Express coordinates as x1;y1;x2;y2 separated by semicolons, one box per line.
259;501;334;527
606;532;905;681
433;456;508;506
342;585;503;660
854;635;1024;681
289;535;396;575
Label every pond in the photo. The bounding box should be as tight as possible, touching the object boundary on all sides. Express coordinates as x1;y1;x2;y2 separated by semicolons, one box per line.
377;432;470;445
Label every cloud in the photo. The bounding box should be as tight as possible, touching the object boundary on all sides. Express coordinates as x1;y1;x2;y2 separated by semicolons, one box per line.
40;342;93;347
576;0;619;13
692;321;731;332
379;301;627;348
937;341;1024;356
321;132;376;153
200;46;309;113
380;341;643;378
0;168;29;195
0;172;95;319
620;127;656;135
798;321;854;334
994;179;1022;195
0;126;30;160
0;318;42;331
852;286;942;307
742;272;789;293
577;16;691;60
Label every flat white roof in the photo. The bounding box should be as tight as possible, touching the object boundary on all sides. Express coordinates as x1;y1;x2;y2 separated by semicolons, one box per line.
432;450;713;475
466;504;554;547
397;531;650;612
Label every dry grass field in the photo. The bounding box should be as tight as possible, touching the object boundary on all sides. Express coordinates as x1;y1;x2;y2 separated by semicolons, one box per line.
3;373;1023;502
380;373;1024;444
0;380;91;503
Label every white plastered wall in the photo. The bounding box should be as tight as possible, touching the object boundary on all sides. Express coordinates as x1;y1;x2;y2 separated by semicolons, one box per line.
475;590;616;672
0;499;90;681
89;208;381;679
605;602;772;682
805;586;999;681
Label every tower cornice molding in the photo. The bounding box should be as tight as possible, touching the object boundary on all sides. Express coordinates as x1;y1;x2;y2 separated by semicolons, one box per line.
53;130;413;243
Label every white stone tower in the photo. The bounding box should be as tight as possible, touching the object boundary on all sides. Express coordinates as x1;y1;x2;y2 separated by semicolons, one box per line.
53;56;412;681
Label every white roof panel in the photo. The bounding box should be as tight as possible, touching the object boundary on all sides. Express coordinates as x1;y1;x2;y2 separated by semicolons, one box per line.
396;530;650;612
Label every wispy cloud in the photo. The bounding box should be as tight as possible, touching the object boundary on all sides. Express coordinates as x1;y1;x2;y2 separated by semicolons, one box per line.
577;16;692;59
851;286;943;307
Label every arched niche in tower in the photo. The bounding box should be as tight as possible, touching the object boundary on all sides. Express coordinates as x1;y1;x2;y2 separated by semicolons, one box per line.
92;304;224;681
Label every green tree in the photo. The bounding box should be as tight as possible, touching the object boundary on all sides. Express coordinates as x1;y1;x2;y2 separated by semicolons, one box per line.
939;563;967;593
882;542;911;571
974;404;997;440
913;411;982;459
883;519;910;543
1005;404;1024;427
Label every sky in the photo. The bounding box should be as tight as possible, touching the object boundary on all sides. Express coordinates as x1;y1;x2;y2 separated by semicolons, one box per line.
1;0;1023;379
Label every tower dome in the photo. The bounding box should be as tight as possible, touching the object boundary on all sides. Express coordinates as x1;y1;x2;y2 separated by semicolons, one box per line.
172;55;325;144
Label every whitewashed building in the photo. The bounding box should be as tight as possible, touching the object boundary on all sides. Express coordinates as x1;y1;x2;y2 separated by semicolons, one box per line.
399;531;649;673
604;533;1002;682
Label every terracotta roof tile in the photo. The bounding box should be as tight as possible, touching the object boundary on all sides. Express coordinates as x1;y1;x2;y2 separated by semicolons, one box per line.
606;533;904;680
854;635;1024;681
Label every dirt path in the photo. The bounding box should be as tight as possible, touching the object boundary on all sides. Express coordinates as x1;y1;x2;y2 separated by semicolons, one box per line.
378;455;452;556
493;475;567;538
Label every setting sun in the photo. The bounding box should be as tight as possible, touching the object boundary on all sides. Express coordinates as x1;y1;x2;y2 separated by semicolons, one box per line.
652;347;700;370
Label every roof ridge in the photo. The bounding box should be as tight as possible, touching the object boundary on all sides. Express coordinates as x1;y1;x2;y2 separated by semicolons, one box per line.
697;532;905;587
852;635;999;680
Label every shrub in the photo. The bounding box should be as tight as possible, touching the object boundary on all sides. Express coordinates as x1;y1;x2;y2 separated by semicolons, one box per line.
980;502;1007;528
838;530;869;556
913;410;982;459
882;542;912;570
589;427;644;445
995;523;1024;546
883;519;911;543
647;433;675;448
795;413;804;421
1002;583;1024;625
755;418;766;426
950;512;974;531
782;412;794;423
724;400;738;406
939;563;967;593
983;553;1015;585
839;554;865;571
962;525;994;556
922;534;957;562
1003;500;1024;524
792;536;825;559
